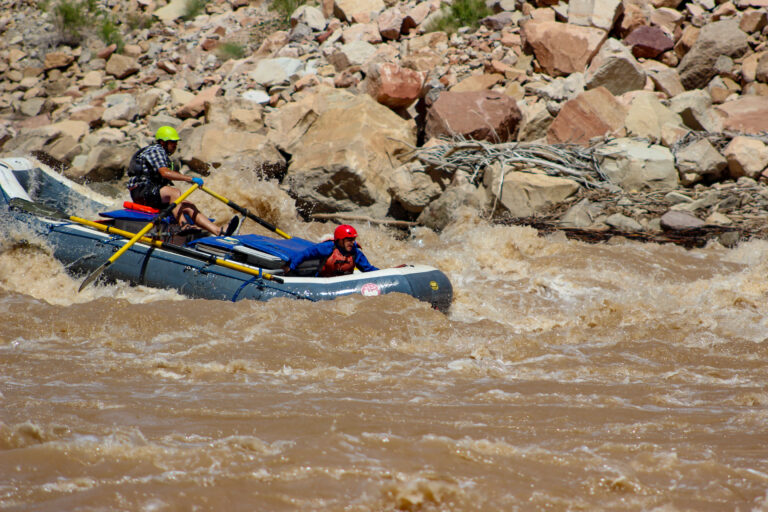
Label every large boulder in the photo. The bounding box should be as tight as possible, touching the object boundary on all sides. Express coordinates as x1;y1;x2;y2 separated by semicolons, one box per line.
483;163;580;218
179;124;287;179
595;138;678;191
520;19;607;76
425;90;522;143
271;87;416;214
547;87;627;145
678;20;749;90
417;176;486;231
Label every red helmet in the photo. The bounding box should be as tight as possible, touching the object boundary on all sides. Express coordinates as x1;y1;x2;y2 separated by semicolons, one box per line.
334;224;357;240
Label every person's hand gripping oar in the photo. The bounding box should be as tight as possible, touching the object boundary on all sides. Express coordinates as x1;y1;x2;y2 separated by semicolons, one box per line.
199;185;291;239
78;182;200;292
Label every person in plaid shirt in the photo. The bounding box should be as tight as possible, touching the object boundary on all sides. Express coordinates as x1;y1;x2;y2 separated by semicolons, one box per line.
127;126;238;237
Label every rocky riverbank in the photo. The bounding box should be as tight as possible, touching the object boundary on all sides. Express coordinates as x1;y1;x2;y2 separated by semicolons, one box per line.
1;0;768;245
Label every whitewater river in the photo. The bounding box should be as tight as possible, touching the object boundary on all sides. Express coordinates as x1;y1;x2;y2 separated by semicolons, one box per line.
2;174;768;511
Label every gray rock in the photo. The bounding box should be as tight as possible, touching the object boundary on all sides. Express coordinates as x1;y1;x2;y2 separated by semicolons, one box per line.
560;198;601;228
668;90;712;131
248;58;304;87
606;213;643;231
585;38;646;96
660;210;705;231
417;176;486;231
596;138;679;192
678;20;749;90
674;139;727;186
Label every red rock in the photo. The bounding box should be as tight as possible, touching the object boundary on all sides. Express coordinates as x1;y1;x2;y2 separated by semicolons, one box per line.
377;8;403;40
547;87;627;145
624;26;674;59
425;90;522;143
365;62;424;109
97;44;117;60
201;38;220;51
714;96;768;134
521;20;607;76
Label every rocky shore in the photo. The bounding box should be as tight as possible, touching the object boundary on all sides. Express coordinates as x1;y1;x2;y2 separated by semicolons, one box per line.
2;0;768;246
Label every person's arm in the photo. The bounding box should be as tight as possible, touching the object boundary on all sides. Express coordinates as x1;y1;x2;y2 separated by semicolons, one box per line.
145;145;191;183
287;242;332;272
354;247;379;272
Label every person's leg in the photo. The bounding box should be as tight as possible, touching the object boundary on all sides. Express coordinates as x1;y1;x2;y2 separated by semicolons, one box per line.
178;201;223;236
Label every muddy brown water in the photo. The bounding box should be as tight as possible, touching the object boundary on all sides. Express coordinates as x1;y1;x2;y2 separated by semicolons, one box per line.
2;180;768;511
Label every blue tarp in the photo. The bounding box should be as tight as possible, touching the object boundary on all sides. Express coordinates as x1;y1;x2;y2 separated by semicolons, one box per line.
191;234;315;262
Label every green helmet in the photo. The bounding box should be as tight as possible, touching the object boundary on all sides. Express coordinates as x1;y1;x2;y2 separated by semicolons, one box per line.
155;126;180;141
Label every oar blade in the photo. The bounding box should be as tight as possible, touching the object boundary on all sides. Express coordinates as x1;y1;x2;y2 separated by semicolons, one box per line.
78;260;110;292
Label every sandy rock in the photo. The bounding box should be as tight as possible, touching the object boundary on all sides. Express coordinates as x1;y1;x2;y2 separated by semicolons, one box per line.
205;97;264;131
585;38;645;95
387;161;444;213
675;139;728;185
425;90;522;143
180;123;286;178
170;88;195;109
517;99;554;141
342;22;381;44
668;89;712;131
560;198;602;228
153;0;193;22
102;93;139;124
546;86;627;145
643;62;685;97
44;52;74;70
660;210;705;231
521;19;607;76
275;87;415;214
756;54;768;85
378;8;403;40
596;138;678;191
724;136;768;179
527;73;585;103
482;12;516;30
69;105;105;127
334;0;385;22
623;91;685;142
291;5;326;31
327;40;377;71
678;20;749;90
81;70;103;88
365;62;424;109
568;0;623;31
483;163;579;217
176;86;221;119
401;2;431;34
624;25;674;59
71;144;137;182
740;8;768;33
105;54;140;79
649;7;684;37
450;73;504;93
417;176;486;231
606;213;643;231
714;96;768;134
249;58;304;87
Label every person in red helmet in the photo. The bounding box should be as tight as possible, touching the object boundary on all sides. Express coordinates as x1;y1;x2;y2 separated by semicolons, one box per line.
283;224;379;277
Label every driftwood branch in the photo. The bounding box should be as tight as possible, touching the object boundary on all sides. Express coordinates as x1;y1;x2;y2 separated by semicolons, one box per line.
311;213;418;227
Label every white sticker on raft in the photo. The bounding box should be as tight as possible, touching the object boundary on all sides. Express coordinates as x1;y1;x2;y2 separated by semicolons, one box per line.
361;282;381;296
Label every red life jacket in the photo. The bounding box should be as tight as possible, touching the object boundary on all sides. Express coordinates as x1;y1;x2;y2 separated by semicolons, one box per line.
319;246;355;277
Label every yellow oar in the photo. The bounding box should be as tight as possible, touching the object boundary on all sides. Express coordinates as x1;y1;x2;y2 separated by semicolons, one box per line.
78;184;199;292
200;185;291;239
10;198;283;284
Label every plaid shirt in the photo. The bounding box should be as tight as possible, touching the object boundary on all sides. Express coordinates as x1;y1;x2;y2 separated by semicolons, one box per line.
127;143;174;190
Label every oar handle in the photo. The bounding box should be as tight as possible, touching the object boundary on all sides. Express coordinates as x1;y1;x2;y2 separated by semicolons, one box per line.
200;185;291;239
